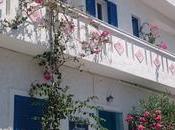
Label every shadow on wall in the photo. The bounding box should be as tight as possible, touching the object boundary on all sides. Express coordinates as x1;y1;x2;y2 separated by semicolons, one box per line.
2;21;49;47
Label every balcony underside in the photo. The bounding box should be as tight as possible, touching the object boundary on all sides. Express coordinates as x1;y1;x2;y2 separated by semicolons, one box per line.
1;33;175;96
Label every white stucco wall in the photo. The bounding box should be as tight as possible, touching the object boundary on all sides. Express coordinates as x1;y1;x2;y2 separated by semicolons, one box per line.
0;1;175;129
0;47;156;130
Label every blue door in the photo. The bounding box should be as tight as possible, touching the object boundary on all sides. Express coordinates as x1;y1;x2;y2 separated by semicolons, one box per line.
14;95;46;130
132;16;140;37
99;110;124;130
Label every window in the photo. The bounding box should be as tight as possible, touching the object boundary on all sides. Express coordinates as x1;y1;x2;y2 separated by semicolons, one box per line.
132;16;140;37
69;121;88;130
99;110;124;130
86;0;118;27
14;95;46;130
97;3;103;20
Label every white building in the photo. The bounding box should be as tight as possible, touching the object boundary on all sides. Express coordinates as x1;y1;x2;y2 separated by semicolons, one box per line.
0;0;175;130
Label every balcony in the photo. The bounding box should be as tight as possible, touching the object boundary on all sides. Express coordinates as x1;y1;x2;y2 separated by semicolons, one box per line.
66;10;175;94
0;7;175;94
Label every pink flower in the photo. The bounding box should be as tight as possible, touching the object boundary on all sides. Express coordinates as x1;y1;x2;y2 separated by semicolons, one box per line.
139;117;147;123
90;31;100;40
125;114;134;122
155;110;161;115
89;19;99;28
150;24;159;32
69;23;75;32
150;24;160;38
155;115;161;121
65;21;75;34
143;111;150;118
158;41;168;49
101;31;110;37
35;0;44;4
155;123;162;130
90;19;96;24
137;125;145;130
93;48;101;54
43;71;52;81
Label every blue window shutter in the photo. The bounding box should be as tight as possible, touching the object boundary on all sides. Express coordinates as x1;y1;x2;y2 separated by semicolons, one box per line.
14;95;46;130
86;0;96;17
107;1;118;27
132;16;140;37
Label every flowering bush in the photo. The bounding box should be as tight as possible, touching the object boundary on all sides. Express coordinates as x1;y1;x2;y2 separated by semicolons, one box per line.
140;23;160;44
81;30;110;55
126;110;163;130
126;95;175;130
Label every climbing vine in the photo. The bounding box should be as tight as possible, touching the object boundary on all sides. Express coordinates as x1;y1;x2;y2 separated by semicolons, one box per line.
1;0;107;130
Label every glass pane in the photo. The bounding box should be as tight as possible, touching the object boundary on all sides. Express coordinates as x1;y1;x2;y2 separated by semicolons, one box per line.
132;16;140;37
69;121;88;130
97;3;103;20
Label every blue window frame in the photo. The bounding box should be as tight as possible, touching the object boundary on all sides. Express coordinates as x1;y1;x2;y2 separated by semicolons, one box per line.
69;121;88;130
132;16;140;37
14;95;46;130
99;110;124;130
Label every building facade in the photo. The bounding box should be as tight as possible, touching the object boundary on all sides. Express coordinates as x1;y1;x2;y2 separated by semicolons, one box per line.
0;0;175;130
